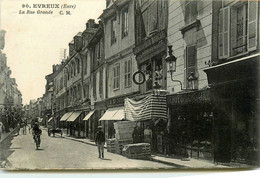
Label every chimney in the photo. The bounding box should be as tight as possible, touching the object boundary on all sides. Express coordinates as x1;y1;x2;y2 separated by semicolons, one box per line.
106;0;111;7
68;41;75;56
74;33;83;53
52;64;56;73
86;19;95;29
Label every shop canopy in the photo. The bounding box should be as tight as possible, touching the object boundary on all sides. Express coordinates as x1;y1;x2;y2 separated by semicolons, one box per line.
125;93;167;121
83;110;95;121
66;111;82;122
99;107;125;121
60;112;73;122
47;117;53;122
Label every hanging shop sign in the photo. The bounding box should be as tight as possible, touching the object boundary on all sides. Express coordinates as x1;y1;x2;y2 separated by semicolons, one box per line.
167;89;211;105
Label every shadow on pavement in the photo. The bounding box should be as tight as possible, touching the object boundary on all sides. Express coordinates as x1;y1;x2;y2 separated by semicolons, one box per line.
0;133;16;168
36;148;44;151
101;158;112;161
9;147;21;150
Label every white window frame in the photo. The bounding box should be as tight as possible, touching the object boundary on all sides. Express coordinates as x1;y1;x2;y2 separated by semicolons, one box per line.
122;6;129;38
124;59;132;88
113;64;120;90
218;6;230;59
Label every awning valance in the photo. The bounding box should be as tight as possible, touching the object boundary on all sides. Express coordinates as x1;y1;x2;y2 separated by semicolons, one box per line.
66;111;82;122
48;117;53;122
83;111;95;121
99;107;124;121
60;112;73;121
125;94;167;121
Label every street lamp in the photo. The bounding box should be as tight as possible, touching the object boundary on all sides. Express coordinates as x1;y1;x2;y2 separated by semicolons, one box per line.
164;45;183;90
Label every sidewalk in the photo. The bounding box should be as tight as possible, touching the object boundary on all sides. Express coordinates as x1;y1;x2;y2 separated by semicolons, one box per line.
0;128;17;144
62;134;234;169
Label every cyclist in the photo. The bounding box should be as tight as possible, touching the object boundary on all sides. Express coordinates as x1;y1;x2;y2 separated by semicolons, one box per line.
31;118;42;148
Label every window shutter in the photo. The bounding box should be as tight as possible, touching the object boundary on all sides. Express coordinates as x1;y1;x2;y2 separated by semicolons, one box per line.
219;7;230;59
248;1;258;51
184;48;187;89
186;46;196;88
150;1;158;33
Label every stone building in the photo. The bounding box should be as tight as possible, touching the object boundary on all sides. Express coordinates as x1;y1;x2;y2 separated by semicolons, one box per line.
166;0;259;165
100;0;139;139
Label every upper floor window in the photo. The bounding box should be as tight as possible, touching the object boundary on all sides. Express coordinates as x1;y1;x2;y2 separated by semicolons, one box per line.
111;17;117;45
76;58;80;74
99;69;103;98
184;0;198;25
184;46;198;90
113;64;120;90
60;77;63;90
124;59;132;88
83;54;88;75
219;1;258;59
93;72;97;100
142;1;158;36
122;7;129;38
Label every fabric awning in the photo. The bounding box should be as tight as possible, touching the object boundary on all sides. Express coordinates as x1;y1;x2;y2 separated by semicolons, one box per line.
48;117;53;122
83;111;95;121
66;111;82;122
60;112;73;121
99;107;125;121
125;94;167;121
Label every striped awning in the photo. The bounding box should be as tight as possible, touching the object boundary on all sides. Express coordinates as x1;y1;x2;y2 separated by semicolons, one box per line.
125;94;167;121
60;112;73;121
66;111;82;122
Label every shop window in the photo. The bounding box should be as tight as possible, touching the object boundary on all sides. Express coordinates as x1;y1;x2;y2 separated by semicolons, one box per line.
219;1;258;59
113;64;120;90
122;7;129;38
184;46;198;89
124;59;132;88
111;17;117;45
184;0;198;25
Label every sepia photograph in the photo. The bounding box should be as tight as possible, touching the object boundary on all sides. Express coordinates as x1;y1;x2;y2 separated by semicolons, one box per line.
0;0;259;172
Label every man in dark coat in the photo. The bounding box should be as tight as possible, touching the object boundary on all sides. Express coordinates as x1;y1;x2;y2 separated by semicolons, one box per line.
132;122;143;143
95;126;105;158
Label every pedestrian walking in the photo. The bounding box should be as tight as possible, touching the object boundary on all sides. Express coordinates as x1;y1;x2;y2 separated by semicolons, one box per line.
22;119;27;135
17;122;20;135
95;126;105;159
0;121;3;139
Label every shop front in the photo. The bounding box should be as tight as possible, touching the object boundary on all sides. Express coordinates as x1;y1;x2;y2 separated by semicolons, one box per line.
59;112;73;134
204;54;260;165
82;110;95;138
167;89;215;161
125;91;168;154
66;111;82;137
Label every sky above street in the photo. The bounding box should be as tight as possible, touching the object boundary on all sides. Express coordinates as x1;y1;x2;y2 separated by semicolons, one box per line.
0;0;106;104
